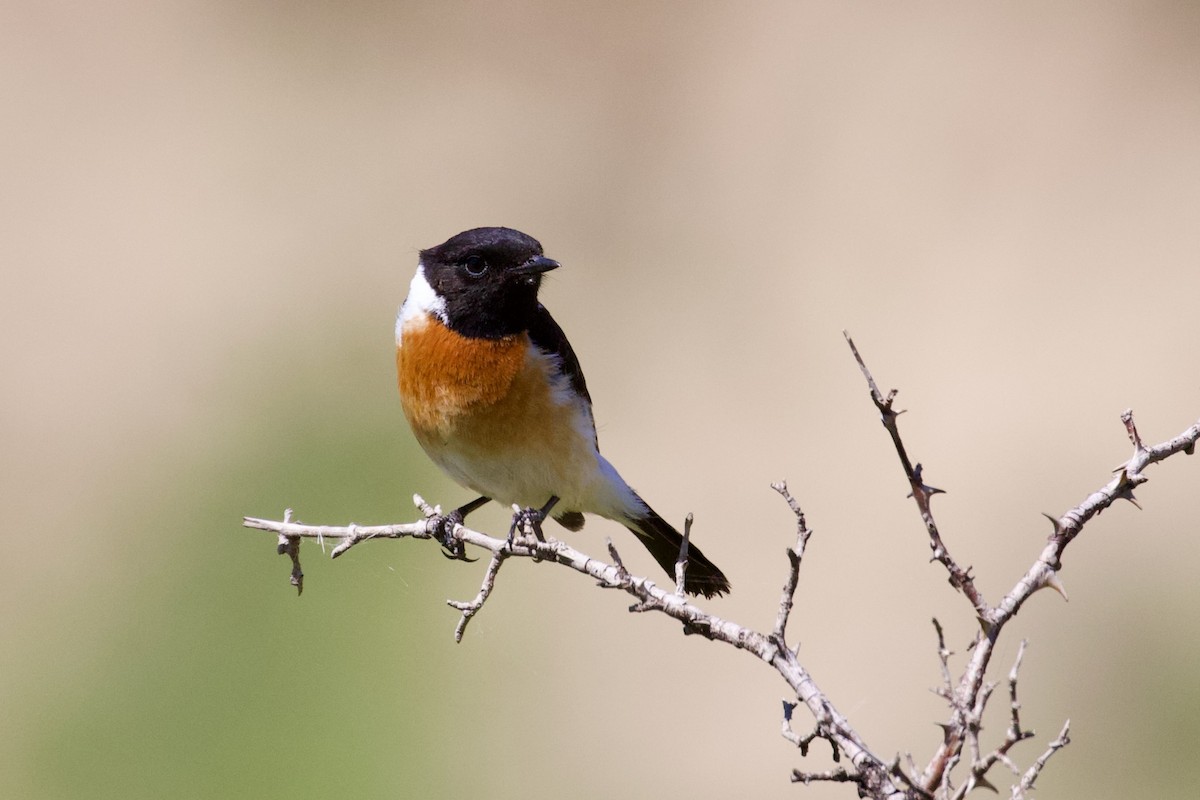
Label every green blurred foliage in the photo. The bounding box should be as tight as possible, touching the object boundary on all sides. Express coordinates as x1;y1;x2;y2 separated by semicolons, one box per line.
7;338;466;799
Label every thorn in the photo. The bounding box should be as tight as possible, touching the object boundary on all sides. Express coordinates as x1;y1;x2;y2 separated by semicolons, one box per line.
1042;570;1069;602
973;774;999;793
1118;486;1143;510
1112;468;1143;509
908;463;946;500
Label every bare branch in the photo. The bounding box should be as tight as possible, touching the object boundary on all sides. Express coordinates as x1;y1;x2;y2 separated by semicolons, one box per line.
1122;408;1144;453
781;699;839;760
674;513;693;597
274;508;303;595
845;333;1198;796
245;490;920;799
844;332;988;619
447;551;507;643
888;757;935;800
947;641;1039;800
1005;641;1034;749
1012;720;1070;799
792;766;858;786
770;481;812;646
930;618;954;699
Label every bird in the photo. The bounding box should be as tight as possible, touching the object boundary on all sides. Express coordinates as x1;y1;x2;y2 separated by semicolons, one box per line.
395;226;730;598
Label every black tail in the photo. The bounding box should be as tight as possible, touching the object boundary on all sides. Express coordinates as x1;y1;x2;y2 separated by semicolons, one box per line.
625;506;730;598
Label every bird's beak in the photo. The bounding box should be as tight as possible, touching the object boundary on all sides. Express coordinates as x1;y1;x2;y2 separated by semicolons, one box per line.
514;255;561;275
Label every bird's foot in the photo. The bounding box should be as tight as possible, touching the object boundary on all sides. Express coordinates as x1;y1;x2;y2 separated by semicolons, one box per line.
506;507;546;546
436;510;477;562
506;496;560;547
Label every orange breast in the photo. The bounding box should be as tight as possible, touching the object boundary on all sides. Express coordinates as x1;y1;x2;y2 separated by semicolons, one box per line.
396;312;602;508
397;314;528;439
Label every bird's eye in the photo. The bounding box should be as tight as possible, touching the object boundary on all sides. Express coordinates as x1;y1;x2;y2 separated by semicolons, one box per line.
462;255;488;276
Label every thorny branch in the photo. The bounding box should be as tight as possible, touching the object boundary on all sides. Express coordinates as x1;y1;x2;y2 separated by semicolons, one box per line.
243;336;1199;798
844;332;1199;795
844;333;984;617
245;486;917;799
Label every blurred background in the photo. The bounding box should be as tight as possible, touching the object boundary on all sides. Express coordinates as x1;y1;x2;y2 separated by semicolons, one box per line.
3;2;1199;798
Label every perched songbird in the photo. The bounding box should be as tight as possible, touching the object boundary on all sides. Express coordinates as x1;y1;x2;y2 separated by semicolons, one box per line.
395;227;730;597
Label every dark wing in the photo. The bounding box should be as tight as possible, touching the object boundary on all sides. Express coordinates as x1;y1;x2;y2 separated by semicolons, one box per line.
528;303;599;451
529;304;597;531
528;303;592;407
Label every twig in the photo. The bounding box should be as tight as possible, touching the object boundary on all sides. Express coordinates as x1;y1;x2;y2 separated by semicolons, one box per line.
1005;641;1034;750
1122;408;1144;452
781;699;838;760
947;641;1037;800
844;332;987;619
1012;720;1070;799
600;537;634;596
792;766;858;786
674;513;693;597
770;481;811;646
930;618;954;699
275;508;303;595
888;757;935;800
447;552;507;643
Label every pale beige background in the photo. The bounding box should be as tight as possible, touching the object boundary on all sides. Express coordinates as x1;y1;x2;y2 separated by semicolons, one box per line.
4;2;1199;799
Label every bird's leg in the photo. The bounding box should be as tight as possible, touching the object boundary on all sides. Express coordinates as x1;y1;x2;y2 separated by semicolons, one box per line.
508;496;560;545
438;496;491;561
449;496;491;525
530;495;559;542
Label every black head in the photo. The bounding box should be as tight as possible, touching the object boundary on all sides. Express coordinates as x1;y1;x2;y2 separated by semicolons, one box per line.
419;227;560;339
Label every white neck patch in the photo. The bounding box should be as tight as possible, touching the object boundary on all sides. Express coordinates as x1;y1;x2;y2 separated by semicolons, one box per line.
396;263;447;344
